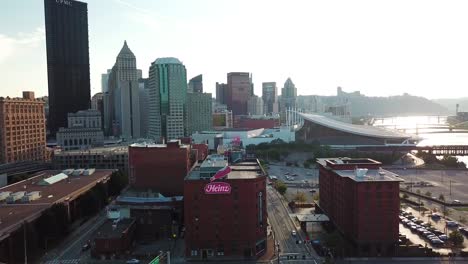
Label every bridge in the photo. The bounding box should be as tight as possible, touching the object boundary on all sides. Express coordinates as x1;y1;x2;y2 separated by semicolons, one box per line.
356;145;468;155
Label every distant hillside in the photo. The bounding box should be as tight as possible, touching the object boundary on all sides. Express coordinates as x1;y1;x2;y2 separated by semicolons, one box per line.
311;93;450;117
432;98;468;115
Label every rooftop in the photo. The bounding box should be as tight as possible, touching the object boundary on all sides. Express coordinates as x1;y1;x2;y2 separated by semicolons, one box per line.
317;157;382;167
54;145;128;155
186;156;265;180
0;169;115;236
153;57;182;65
299;113;411;139
95;218;136;239
335;169;403;182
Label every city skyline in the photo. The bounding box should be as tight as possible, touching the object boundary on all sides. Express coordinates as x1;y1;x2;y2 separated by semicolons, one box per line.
2;0;468;99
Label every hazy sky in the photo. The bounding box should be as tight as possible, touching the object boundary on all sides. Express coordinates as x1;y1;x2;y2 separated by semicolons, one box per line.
1;0;468;99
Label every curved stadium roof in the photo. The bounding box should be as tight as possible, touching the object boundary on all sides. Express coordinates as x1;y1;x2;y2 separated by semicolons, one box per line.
299;113;411;139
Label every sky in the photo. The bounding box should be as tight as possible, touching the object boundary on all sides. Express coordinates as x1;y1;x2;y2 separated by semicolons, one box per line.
1;0;468;99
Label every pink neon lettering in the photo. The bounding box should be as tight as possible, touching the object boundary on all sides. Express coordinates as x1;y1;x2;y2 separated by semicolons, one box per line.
204;182;231;194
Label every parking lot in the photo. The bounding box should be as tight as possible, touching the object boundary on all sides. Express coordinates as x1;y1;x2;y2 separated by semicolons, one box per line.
390;169;468;204
267;164;319;187
399;204;468;254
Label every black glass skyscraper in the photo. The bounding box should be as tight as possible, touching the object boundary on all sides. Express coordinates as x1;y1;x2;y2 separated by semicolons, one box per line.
44;0;91;136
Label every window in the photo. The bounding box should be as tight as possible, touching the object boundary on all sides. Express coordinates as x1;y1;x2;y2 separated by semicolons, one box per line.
191;250;198;256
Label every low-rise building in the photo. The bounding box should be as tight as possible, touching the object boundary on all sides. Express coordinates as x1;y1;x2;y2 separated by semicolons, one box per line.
52;146;128;172
56;109;104;150
92;218;137;258
184;155;267;261
317;158;402;256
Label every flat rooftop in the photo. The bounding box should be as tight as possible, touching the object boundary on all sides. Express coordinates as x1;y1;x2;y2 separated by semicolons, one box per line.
0;169;115;236
316;157;382;167
187;159;265;180
55;145;128;155
95;218;136;239
335;169;403;182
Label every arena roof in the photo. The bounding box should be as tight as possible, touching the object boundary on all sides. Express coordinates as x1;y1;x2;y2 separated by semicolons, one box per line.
299;113;411;139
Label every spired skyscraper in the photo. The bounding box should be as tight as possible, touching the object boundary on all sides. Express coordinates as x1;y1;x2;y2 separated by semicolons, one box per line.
148;58;188;142
44;0;91;137
104;41;141;139
280;78;297;112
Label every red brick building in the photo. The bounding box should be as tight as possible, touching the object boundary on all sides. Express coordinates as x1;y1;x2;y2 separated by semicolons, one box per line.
317;158;402;256
192;143;209;162
184;155;267;261
128;140;191;196
92;218;136;258
233;116;279;129
0;91;46;164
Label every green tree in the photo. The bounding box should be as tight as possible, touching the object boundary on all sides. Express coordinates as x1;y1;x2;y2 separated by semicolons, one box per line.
294;192;307;204
416;189;421;195
439;194;445;201
312;193;320;201
425;191;432;197
402;193;409;199
274;181;287;195
449;230;464;246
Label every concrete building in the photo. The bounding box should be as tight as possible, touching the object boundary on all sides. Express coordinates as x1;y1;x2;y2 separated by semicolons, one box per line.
191;131;224;150
280;78;297;112
216;82;228;105
56;109;104;150
227;72;252;116
184;155;267;261
105;41;141;139
188;74;203;93
138;78;149;138
44;0;91;137
187;93;213;135
213;111;233;130
317;158;402;256
262;82;278;115
128;140;192;196
0;92;46;164
247;95;264;116
52;146;128;172
91;92;103;113
148;57;188;141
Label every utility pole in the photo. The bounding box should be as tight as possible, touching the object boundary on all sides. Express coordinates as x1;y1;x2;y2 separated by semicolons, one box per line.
450;180;452;196
167;251;171;264
23;221;27;264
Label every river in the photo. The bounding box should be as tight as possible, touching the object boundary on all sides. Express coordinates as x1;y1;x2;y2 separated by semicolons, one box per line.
373;116;468;164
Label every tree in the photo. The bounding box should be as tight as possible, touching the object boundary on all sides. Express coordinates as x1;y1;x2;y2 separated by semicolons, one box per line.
449;230;464;246
312;193;320;201
402;193;409;199
274;181;287;195
294;192;307;204
439;194;445;201
425;191;432;197
416;189;421;195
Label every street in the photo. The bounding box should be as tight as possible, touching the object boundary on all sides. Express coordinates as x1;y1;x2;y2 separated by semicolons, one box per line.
266;184;319;263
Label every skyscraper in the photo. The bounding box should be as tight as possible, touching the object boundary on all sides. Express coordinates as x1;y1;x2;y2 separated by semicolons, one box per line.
105;41;141;139
227;72;252;116
44;0;91;137
280;78;297;112
262;82;278;115
148;57;188;141
187;93;213;135
188;74;203;93
247;95;264;116
216;82;228;105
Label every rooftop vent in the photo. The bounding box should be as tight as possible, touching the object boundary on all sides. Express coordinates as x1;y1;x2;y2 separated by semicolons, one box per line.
354;168;368;179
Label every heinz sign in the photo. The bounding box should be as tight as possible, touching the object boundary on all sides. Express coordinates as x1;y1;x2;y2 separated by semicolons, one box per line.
204;182;231;194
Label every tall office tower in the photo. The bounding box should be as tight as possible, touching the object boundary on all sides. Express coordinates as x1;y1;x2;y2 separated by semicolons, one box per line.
215;82;228;104
247;95;264;116
262;82;278;115
280;77;297;112
44;0;91;137
138;78;149;138
105;41;141;139
227;72;252;116
188;74;203;93
187;93;213;135
0;92;46;164
148;57;188;142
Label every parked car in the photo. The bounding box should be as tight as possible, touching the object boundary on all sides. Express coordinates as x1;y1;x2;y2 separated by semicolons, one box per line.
126;259;140;264
309;189;317;193
431;214;441;220
291;230;297;236
446;221;459;228
453;200;462;204
430;239;444;246
439;234;448;241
